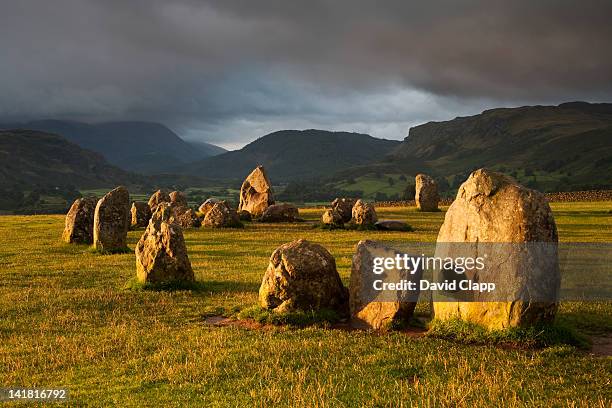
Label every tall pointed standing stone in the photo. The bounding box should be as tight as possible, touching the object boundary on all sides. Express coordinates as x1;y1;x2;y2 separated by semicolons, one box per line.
238;166;274;217
93;186;130;252
415;174;439;211
63;196;97;244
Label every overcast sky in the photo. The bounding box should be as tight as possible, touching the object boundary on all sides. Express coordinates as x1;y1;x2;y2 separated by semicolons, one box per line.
1;1;611;149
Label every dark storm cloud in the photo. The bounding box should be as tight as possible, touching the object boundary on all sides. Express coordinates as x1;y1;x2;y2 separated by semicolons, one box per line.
1;0;611;147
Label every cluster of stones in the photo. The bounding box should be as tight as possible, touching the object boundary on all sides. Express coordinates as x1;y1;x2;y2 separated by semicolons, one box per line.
260;168;560;331
321;197;410;231
62;166;559;331
63;186;131;252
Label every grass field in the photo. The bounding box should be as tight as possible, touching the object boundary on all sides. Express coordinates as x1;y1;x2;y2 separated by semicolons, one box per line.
0;203;610;406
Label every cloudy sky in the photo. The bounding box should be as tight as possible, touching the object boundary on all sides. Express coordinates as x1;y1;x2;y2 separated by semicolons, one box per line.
1;1;611;149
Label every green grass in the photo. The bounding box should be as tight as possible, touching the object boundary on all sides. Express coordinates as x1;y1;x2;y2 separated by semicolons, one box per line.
0;203;610;406
333;173;413;198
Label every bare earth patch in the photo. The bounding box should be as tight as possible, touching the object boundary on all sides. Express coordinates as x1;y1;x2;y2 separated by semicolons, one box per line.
590;335;612;356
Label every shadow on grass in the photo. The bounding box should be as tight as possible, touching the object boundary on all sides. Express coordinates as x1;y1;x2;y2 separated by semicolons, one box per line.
236;305;343;328
123;277;259;293
426;318;589;349
88;246;132;255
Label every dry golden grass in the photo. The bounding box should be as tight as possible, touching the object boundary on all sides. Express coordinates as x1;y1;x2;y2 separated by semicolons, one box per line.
0;203;610;406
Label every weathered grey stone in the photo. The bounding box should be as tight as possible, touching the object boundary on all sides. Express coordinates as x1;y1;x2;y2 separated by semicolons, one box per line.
259;239;348;313
433;168;559;329
131;202;151;229
259;203;299;222
321;209;343;226
331;198;356;223
351;199;378;226
198;198;220;216
93;186;130;252
169;191;188;207
415;173;439;211
238;166;274;217
202;201;242;228
171;206;201;228
135;203;195;285
63;196;97;244
148;190;171;213
350;240;420;329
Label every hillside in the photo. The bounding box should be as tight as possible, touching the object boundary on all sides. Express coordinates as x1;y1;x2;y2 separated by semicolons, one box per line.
0;120;225;174
384;102;612;191
0;129;147;213
0;129;144;188
186;140;227;157
178;129;400;181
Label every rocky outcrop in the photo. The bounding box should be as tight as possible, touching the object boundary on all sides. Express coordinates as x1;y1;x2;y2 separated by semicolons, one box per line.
135;203;195;285
259;239;348;314
415;173;439;211
350;240;421;329
331;198;356;223
238;166;274;217
433;168;560;329
202;201;242;228
259;203;299;222
130;202;151;229
62;196;97;244
93;186;130;252
351;199;378;227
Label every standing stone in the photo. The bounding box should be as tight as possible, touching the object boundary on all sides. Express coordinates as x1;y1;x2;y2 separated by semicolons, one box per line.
169;191;188;207
135;203;195;285
202;201;242;228
62;196;97;244
198;198;220;216
351;199;378;227
350;240;421;329
415;174;439;211
433;168;559;329
259;203;299;222
259;239;348;314
131;202;151;229
171;206;201;228
148;190;171;213
93;186;130;252
238;166;275;217
321;209;343;226
331;198;356;223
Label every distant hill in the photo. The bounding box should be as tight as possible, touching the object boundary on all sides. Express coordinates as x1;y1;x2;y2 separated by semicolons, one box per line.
0;120;226;174
0;129;143;189
177;129;400;181
186;140;227;157
378;102;612;191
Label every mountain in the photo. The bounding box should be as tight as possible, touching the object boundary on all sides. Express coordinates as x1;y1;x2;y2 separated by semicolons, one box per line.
186;140;227;156
386;102;612;191
0;120;226;174
177;129;401;182
0;129;144;189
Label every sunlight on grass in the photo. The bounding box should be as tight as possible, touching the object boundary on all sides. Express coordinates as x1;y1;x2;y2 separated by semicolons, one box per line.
0;203;610;406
